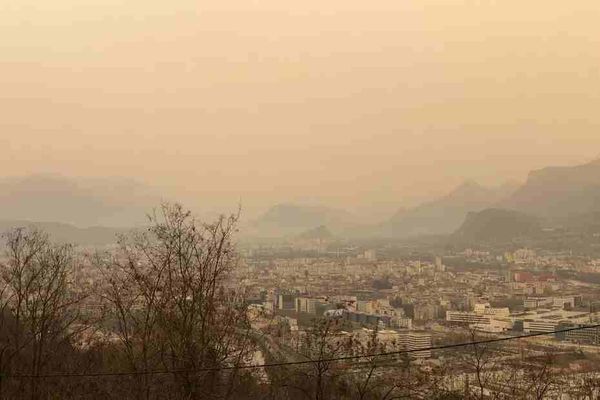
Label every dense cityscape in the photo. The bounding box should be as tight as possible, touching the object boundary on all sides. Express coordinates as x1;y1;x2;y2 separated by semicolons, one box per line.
3;186;600;398
4;0;600;398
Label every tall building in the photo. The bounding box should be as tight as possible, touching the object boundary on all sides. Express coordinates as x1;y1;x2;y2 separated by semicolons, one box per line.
563;324;600;345
295;297;322;314
397;331;433;359
435;256;445;272
278;294;296;310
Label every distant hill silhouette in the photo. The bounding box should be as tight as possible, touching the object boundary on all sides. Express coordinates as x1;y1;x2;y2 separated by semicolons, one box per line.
11;159;598;242
380;181;516;238
0;220;126;246
502;159;600;220
297;225;334;241
382;159;600;240
250;204;359;237
0;174;162;227
454;208;541;242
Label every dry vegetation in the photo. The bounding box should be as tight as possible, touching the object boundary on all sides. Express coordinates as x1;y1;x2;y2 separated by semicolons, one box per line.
0;204;598;400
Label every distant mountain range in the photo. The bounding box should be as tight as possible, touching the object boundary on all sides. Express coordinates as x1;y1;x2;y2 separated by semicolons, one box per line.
0;174;162;227
453;208;542;242
501;159;600;220
250;159;600;241
297;225;334;241
383;159;600;240
247;181;516;239
3;159;600;244
0;220;125;246
248;204;359;237
379;180;518;238
452;159;600;242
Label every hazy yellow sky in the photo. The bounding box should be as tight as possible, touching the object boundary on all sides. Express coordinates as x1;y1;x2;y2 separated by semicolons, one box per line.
2;0;600;216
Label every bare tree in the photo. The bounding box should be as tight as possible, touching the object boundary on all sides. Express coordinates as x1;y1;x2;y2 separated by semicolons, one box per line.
0;228;86;400
522;352;559;400
97;203;254;400
265;317;355;400
575;371;600;400
353;328;384;400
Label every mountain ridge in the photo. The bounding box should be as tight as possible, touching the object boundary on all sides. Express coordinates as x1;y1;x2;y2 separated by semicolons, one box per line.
0;219;127;246
502;159;600;219
453;208;542;242
380;180;517;238
0;174;163;227
249;203;359;237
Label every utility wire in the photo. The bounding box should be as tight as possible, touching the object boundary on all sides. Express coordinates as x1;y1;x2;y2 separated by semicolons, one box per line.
6;323;600;379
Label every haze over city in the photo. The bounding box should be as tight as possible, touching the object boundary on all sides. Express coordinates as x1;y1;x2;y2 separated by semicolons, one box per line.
2;0;600;221
3;2;600;399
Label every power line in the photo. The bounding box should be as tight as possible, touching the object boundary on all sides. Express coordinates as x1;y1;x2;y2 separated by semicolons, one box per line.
6;323;600;379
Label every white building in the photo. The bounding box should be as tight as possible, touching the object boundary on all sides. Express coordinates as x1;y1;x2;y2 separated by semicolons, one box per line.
446;311;491;325
397;331;433;359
